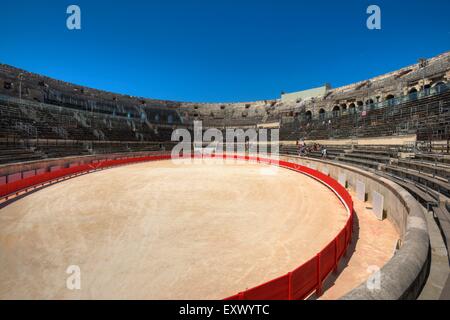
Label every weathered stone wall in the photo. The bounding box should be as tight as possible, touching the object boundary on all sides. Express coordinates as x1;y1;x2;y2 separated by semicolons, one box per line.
1;52;448;126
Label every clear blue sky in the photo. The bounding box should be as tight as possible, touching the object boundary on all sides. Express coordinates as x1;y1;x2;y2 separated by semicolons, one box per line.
0;0;449;103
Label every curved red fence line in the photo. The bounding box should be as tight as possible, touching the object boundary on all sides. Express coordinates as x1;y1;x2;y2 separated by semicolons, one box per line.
0;154;171;199
202;154;354;300
0;153;353;300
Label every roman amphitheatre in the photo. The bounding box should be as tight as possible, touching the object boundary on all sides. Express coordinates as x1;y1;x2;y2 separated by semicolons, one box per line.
0;51;449;299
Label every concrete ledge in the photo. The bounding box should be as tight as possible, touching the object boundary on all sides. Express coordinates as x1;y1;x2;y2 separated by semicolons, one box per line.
280;134;417;146
342;199;430;299
280;155;430;300
0;151;167;177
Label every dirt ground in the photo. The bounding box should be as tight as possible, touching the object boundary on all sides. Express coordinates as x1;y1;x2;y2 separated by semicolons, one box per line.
0;158;354;299
319;190;399;299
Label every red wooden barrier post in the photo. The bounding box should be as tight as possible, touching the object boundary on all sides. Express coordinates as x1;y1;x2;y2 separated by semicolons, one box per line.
316;253;322;297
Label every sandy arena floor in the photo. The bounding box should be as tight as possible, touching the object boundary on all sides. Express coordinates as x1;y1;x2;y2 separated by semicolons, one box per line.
0;158;349;299
319;190;399;299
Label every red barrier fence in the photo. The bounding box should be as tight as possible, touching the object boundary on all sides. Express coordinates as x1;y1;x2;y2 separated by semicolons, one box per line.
0;153;353;300
0;154;171;199
220;155;354;300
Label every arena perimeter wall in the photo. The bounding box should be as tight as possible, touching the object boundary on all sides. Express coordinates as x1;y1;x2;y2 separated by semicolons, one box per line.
0;152;353;300
279;156;430;300
0;152;430;299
